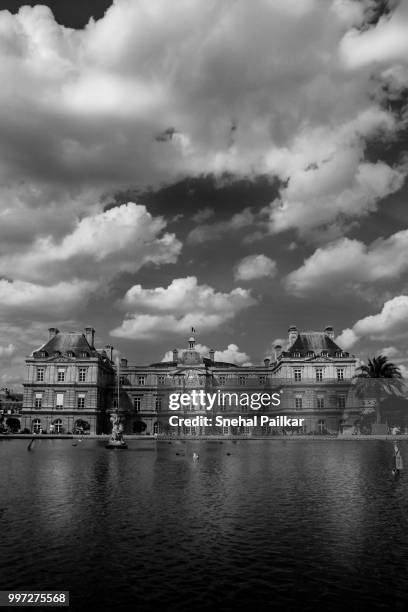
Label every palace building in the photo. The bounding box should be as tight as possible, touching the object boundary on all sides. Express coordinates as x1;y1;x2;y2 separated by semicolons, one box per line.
21;325;361;435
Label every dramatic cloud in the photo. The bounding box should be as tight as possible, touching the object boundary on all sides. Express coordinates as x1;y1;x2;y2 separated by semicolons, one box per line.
111;276;257;339
340;1;408;69
162;342;251;366
337;295;408;349
0;0;405;241
234;254;277;281
285;230;408;296
0;279;95;318
0;203;181;283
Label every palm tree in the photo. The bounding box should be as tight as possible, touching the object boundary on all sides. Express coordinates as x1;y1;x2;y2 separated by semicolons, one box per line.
354;355;404;424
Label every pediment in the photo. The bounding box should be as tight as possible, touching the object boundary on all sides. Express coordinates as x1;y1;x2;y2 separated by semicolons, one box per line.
46;355;76;363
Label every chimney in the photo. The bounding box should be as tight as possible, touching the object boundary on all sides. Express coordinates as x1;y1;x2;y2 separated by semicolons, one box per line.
173;349;179;363
274;344;282;360
324;326;334;340
288;325;298;346
264;358;271;367
48;327;59;340
120;358;128;367
104;345;113;361
85;327;95;348
209;349;215;363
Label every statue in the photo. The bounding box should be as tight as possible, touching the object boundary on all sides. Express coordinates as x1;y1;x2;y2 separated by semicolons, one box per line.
106;412;128;449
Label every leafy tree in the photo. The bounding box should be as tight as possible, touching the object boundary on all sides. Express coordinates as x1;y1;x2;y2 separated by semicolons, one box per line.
354;355;404;424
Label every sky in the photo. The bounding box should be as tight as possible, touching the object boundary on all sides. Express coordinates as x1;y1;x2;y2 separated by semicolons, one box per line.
1;0;408;390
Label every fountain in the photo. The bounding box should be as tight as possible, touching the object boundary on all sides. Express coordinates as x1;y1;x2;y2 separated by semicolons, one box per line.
106;412;128;449
106;357;128;449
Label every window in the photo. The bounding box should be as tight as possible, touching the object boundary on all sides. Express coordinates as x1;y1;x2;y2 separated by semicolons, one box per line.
32;419;41;433
134;396;142;412
337;369;345;381
155;396;162;411
78;368;87;382
315;368;323;382
293;352;301;358
317;397;324;409
259;376;267;385
239;376;246;386
294;369;302;382
77;394;85;409
54;419;63;433
318;419;325;434
56;392;64;408
338;395;346;409
157;376;165;385
113;399;118;409
34;392;43;409
119;376;126;385
219;376;226;386
138;376;146;386
36;367;44;382
57;368;65;382
81;351;88;358
321;351;328;357
295;396;303;410
307;351;314;357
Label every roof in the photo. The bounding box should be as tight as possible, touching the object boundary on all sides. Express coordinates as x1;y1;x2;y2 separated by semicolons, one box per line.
284;332;348;358
34;332;99;357
149;358;238;369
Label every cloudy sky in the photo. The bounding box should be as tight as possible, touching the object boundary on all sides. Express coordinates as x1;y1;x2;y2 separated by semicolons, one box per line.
1;0;408;389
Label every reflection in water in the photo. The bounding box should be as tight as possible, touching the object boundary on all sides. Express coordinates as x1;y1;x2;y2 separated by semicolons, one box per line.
1;439;407;611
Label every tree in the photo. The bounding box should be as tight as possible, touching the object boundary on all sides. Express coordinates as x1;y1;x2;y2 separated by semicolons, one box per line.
354;355;404;424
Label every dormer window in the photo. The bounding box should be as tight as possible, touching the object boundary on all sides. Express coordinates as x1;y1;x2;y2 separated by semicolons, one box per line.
293;352;301;358
335;351;343;358
53;351;61;357
307;351;314;357
81;351;88;358
67;351;75;358
321;351;328;357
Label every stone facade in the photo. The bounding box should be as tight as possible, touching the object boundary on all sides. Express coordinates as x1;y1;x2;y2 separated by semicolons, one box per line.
22;325;362;435
22;327;114;434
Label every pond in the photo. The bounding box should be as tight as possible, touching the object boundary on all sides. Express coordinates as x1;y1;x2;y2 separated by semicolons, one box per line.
0;439;407;611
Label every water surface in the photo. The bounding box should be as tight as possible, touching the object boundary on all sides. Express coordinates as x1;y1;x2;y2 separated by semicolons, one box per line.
1;439;407;611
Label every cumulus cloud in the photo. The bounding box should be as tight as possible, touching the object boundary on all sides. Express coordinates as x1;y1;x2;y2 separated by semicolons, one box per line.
336;295;408;349
266;114;405;238
340;1;408;69
0;279;95;317
162;342;251;365
285;229;408;296
111;276;257;339
0;0;404;244
234;254;277;281
379;346;399;358
0;202;181;283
